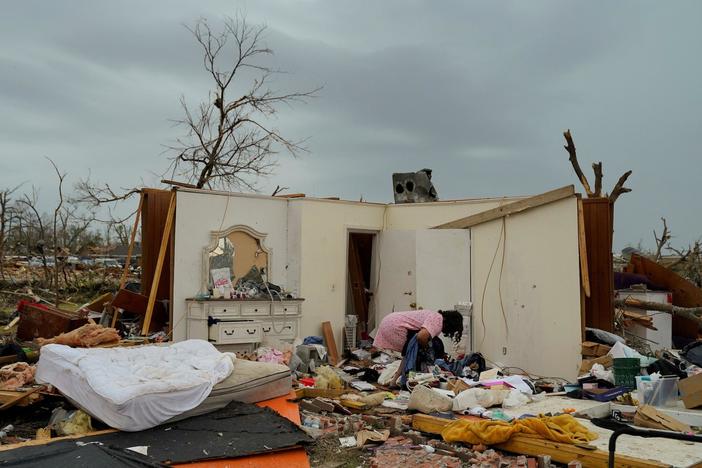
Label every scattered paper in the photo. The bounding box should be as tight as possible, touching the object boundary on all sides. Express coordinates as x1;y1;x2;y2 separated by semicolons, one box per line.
479;368;500;381
501;375;534;395
126;446;149;456
350;381;376;391
339;436;357;448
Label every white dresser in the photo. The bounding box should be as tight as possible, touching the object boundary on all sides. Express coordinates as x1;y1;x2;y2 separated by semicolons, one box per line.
185;298;303;351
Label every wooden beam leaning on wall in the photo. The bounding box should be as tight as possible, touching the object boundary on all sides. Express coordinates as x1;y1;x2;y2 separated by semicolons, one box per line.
433;185;575;230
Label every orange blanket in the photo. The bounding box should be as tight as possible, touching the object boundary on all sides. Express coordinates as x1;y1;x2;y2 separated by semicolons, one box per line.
441;414;598;446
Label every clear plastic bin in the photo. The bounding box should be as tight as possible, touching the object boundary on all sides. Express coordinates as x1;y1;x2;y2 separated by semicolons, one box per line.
638;376;679;407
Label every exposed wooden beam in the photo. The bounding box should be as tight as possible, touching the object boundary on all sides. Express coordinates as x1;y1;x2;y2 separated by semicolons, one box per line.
433;185;575;230
577;198;591;298
160;179;199;189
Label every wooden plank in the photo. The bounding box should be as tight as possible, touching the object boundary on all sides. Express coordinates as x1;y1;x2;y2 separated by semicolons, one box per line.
0;429;118;452
142;192;175;335
577;198;591;298
433;185;575;229
582;198;614;332
411;414;668;468
321;321;340;365
0;386;44;411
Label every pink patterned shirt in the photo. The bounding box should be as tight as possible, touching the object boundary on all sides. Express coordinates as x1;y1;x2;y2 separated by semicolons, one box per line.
373;310;443;352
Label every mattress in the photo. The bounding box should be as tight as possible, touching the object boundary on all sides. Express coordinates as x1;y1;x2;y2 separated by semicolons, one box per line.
36;340;234;431
169;357;292;421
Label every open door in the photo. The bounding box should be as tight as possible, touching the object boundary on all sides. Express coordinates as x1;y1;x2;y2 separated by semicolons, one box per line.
373;229;471;333
347;232;376;344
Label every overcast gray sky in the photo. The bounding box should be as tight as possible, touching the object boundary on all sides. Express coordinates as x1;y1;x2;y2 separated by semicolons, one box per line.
1;1;700;250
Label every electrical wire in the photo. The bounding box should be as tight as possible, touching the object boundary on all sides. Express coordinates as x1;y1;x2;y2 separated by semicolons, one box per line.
497;216;509;338
478;206;506;349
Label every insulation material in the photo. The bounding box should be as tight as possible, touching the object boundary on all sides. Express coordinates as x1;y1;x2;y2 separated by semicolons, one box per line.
0;362;36;390
36;323;120;347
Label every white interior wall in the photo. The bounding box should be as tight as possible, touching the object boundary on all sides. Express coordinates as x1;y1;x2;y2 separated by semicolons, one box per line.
415;229;471;311
172;190;289;342
293;199;386;349
374;230;417;325
171;189;581;380
470;196;582;380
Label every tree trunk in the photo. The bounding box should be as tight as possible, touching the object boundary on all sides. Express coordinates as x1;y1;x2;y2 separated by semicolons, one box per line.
614;297;702;326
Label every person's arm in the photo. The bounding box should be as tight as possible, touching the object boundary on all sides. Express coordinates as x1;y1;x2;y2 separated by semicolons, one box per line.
416;327;432;347
392;356;406;385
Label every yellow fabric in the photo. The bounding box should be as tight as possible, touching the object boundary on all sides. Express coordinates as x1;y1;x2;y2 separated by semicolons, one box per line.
441;414;598;446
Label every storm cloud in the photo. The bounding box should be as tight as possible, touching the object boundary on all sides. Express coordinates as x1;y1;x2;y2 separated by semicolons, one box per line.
1;1;701;249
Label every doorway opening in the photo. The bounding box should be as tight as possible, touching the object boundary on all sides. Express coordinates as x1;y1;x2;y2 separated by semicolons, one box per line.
347;232;376;348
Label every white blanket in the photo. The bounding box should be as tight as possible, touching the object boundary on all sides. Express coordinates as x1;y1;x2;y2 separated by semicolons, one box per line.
36;339;234;431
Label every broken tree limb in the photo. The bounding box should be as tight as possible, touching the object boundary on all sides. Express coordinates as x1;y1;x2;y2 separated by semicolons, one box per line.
592;161;603;197
563;129;593;197
614;297;702;325
609;170;632;203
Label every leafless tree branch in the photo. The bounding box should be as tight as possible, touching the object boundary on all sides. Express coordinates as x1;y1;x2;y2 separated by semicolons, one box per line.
653;217;671;262
167;15;320;191
563;129;593;197
609;170;632;203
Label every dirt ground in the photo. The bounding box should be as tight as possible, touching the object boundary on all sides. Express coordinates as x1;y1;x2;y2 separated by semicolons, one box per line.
306;435;367;468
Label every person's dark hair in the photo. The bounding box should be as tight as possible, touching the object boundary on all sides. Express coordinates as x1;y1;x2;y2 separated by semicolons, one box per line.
439;310;463;343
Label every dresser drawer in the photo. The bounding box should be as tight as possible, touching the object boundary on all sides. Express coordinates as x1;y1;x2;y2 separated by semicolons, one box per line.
261;320;297;339
187;304;207;319
209;321;262;344
272;303;300;316
209;304;240;318
240;303;270;316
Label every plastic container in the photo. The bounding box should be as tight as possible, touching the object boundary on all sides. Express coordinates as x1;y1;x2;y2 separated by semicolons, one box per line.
642;376;680;407
613;357;640;390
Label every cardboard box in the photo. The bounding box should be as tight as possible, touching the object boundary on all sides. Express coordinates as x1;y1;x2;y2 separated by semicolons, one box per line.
581;341;612;357
579;354;613;374
678;372;702;409
634;405;692;432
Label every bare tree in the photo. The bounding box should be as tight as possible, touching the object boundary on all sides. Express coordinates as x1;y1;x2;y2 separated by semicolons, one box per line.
48;159;66;306
17;188;50;283
648;218;702;287
653;217;671;262
563;129;632;203
166;15;319;190
0;185;22;280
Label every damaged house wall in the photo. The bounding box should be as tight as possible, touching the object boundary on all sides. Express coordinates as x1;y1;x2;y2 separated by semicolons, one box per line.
172;190;290;342
469;196;582;381
291;198;386;347
170;189;582;380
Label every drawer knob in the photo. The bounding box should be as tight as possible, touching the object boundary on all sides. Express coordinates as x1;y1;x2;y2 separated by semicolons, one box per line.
263;327;271;333
246;329;256;334
284;326;291;330
224;330;234;336
254;309;258;312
